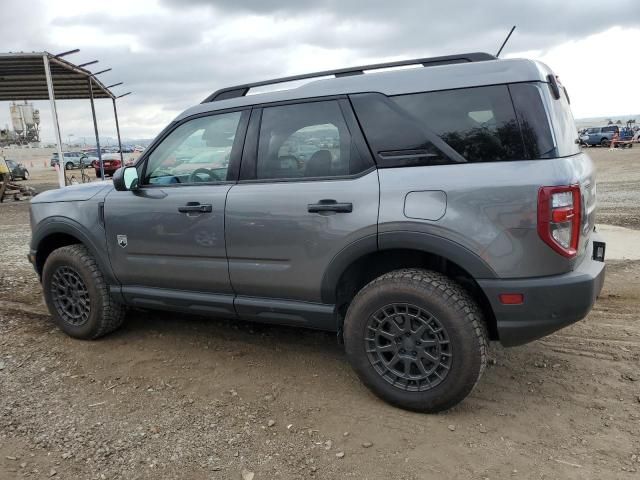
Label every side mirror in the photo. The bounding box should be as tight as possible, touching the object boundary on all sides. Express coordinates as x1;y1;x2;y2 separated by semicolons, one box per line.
113;166;139;191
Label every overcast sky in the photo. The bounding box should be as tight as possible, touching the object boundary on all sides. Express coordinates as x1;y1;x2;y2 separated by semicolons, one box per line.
1;0;639;143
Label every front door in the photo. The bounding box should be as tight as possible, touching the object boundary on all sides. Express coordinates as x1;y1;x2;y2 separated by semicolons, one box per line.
226;99;379;324
104;110;248;314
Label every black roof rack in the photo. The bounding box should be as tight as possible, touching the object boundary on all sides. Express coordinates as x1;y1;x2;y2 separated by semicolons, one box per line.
202;52;496;103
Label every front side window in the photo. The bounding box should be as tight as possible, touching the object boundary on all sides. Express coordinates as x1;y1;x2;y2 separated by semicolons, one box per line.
144;111;242;185
392;85;525;163
256;100;364;180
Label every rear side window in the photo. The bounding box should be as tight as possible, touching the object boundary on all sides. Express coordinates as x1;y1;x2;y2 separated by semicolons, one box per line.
256;100;368;180
392;85;525;163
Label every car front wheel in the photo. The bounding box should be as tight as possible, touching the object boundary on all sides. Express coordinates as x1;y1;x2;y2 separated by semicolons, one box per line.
42;244;126;339
343;269;488;413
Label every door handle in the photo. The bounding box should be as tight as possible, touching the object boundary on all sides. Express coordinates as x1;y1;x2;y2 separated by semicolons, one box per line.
308;199;353;213
178;202;212;213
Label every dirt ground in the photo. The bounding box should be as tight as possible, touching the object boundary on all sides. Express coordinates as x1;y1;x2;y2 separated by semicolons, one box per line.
1;148;639;479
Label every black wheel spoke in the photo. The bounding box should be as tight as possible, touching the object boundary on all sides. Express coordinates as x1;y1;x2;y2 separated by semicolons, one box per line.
415;358;429;376
420;350;440;364
365;302;452;392
402;357;412;375
380;330;397;343
376;343;395;353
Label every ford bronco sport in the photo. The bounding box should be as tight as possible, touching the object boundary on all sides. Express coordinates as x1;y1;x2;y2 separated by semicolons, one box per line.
29;53;606;412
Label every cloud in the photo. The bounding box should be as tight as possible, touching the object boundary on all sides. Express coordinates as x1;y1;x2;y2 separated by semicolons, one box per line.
1;0;639;141
161;0;640;54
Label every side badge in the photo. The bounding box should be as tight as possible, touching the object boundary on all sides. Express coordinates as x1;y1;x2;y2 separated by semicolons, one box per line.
117;235;128;248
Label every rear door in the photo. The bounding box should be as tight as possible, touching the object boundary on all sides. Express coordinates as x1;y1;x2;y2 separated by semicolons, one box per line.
225;98;378;323
104;109;248;314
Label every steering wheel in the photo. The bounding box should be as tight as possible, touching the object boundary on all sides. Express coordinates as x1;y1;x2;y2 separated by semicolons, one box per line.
188;168;221;183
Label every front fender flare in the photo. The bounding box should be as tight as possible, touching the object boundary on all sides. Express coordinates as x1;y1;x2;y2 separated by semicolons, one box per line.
31;216;118;286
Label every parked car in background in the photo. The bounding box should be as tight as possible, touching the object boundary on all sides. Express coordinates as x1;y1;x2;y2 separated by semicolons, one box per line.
50;151;89;170
92;153;122;177
5;159;29;180
620;127;634;141
580;125;619;146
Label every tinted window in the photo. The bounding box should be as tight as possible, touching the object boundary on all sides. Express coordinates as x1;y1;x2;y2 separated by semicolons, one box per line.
509;83;556;158
545;84;580;156
144;111;242;185
392;85;525;163
256;100;365;180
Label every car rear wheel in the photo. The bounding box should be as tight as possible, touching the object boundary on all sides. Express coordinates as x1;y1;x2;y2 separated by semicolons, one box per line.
22;170;29;180
42;244;126;339
65;162;74;170
343;269;488;413
600;138;610;147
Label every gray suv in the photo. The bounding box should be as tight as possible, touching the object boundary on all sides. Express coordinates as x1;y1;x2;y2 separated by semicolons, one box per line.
580;125;619;147
29;53;606;412
50;151;89;170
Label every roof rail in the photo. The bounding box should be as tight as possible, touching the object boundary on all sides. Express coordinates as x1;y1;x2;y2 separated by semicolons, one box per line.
202;52;496;103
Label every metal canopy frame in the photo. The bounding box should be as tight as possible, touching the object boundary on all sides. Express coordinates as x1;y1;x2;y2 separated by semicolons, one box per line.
0;50;131;187
202;52;496;103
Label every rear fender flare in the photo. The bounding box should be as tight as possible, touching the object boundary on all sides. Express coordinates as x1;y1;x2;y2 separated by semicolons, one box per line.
320;231;497;304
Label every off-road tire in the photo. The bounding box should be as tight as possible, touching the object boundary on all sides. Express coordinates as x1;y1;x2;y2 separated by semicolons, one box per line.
65;162;74;170
343;268;488;413
42;244;125;339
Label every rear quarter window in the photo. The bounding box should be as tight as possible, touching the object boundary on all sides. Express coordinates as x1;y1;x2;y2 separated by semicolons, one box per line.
392;85;526;163
543;85;580;156
509;83;556;158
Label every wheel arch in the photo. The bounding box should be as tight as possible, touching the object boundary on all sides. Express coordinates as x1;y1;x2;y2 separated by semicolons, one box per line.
321;232;499;340
32;218;117;285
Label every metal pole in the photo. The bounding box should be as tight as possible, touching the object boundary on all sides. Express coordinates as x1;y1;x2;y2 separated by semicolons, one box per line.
43;54;66;188
88;78;104;180
112;98;123;163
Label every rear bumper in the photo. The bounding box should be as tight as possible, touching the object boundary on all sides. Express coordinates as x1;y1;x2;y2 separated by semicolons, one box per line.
478;235;606;347
95;167;119;174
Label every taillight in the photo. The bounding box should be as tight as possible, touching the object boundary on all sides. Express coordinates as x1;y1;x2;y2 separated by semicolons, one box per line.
537;185;581;258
